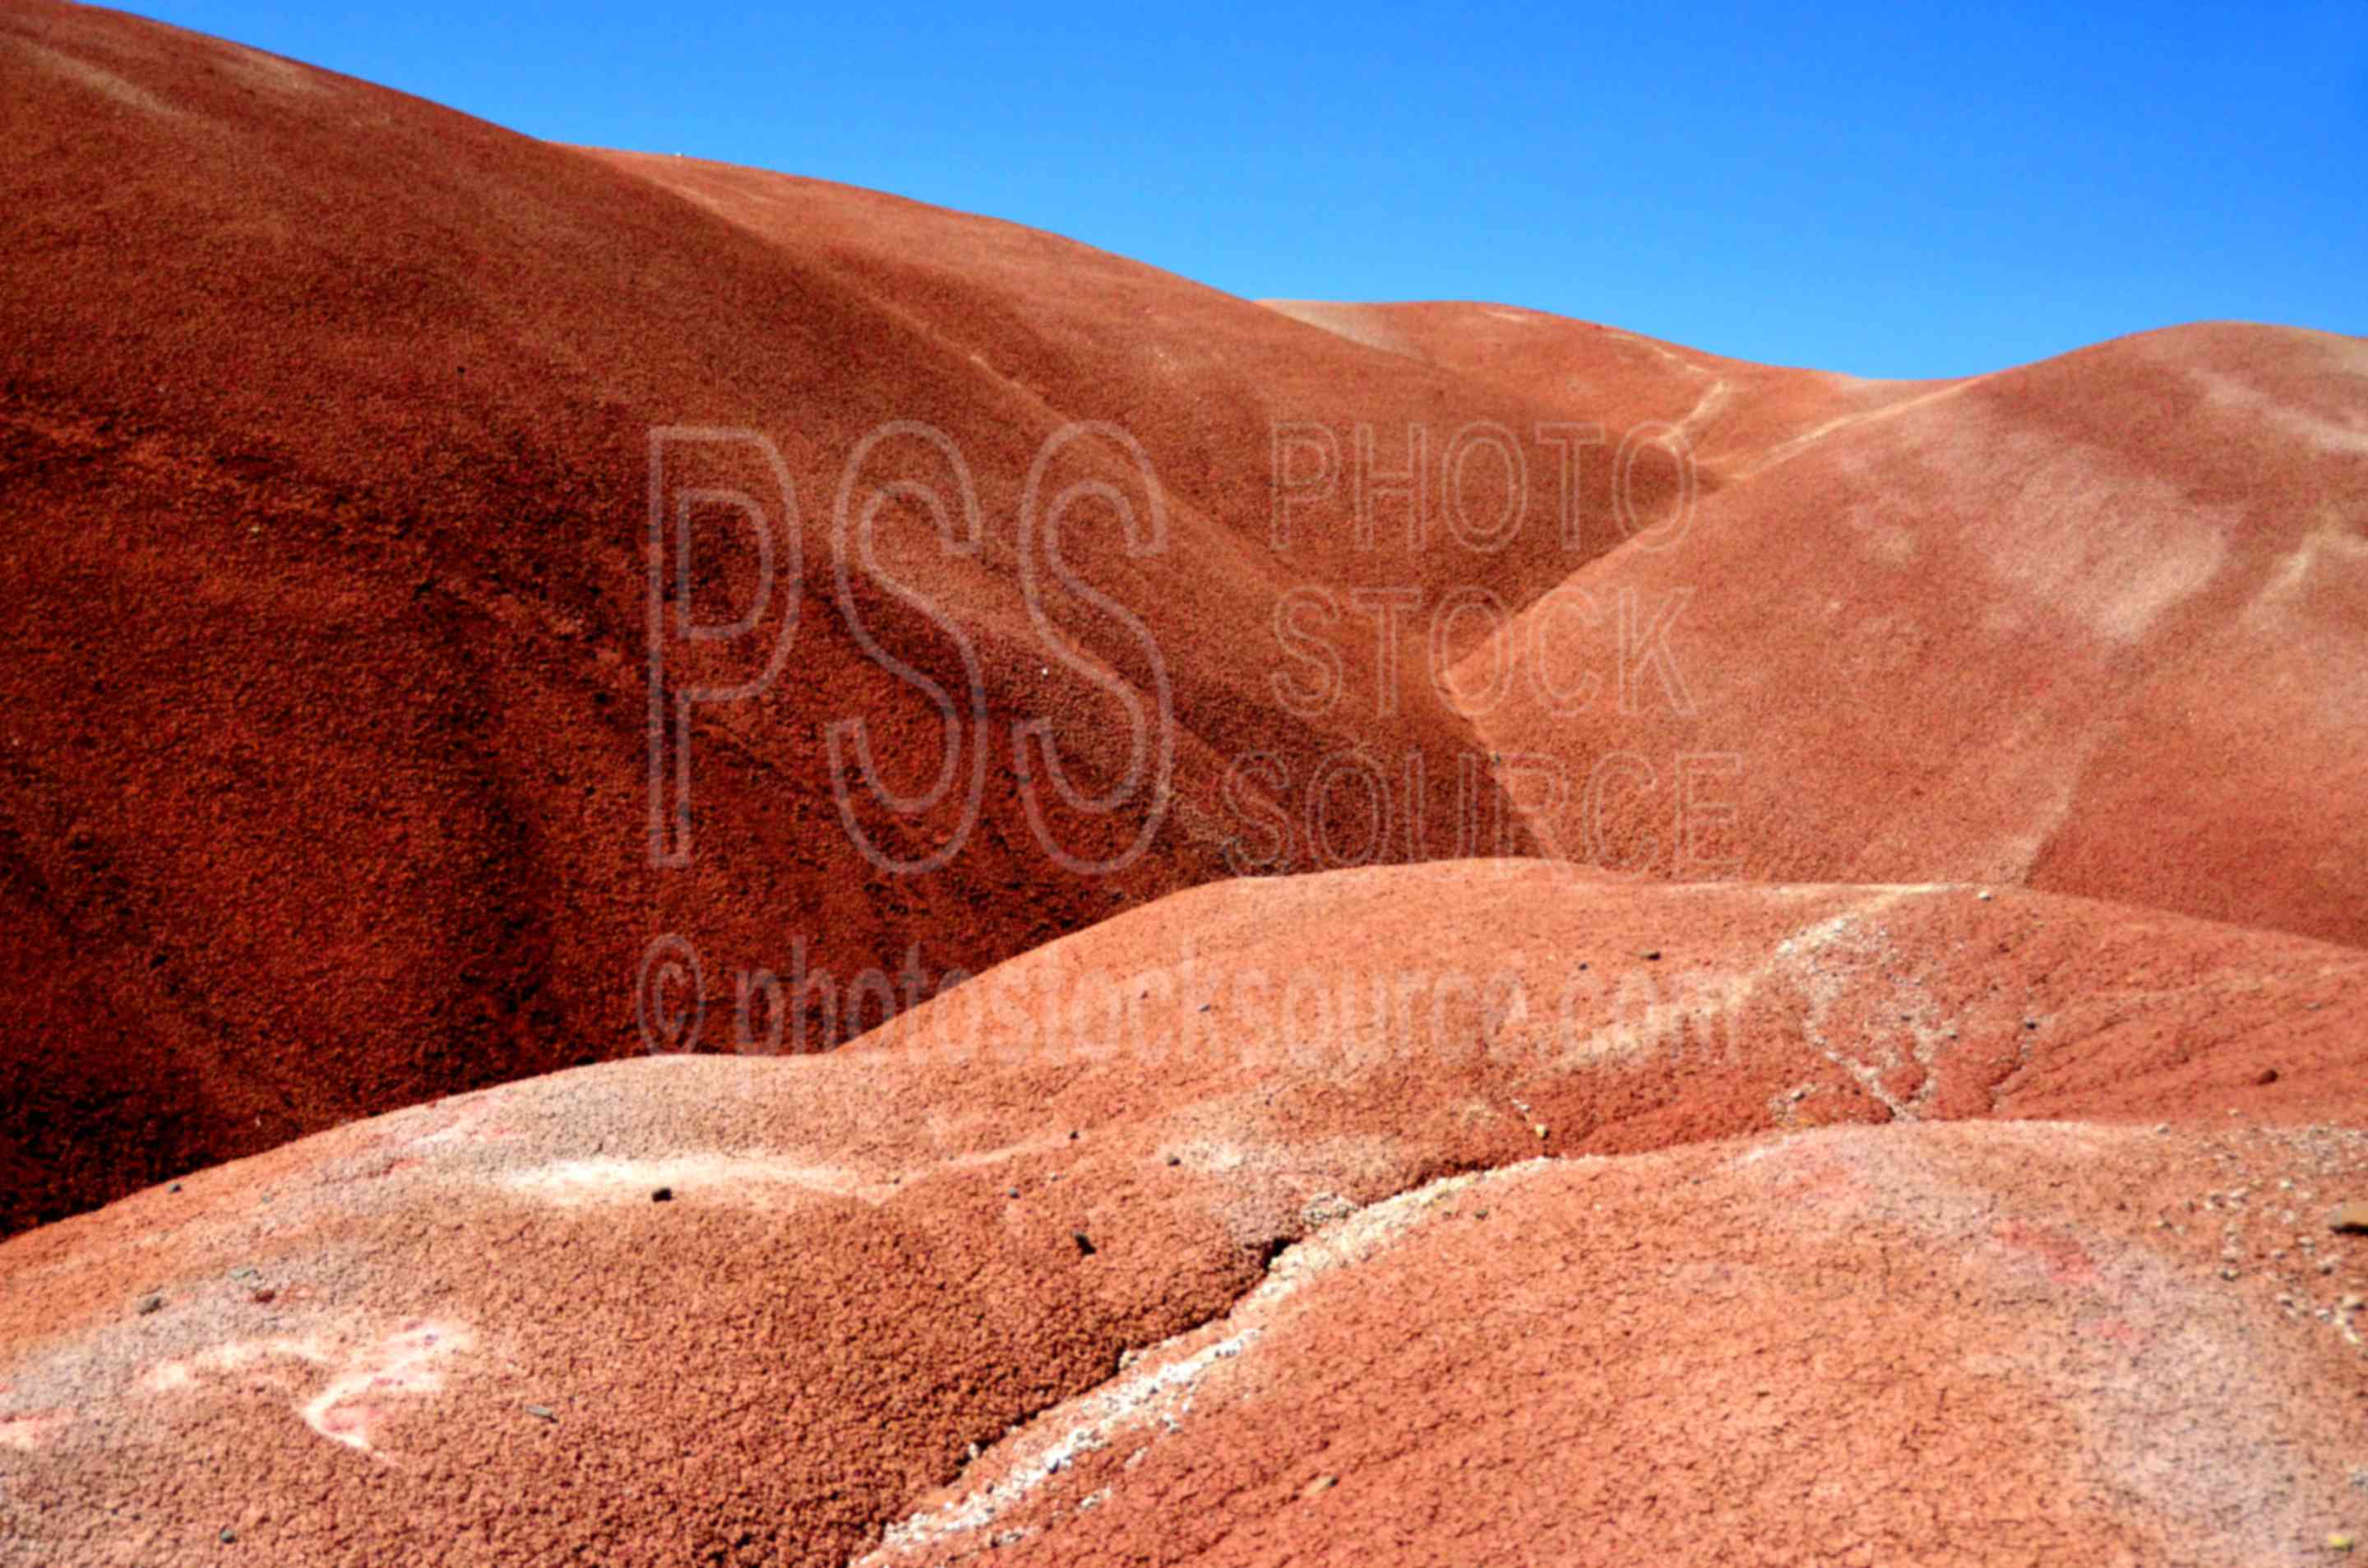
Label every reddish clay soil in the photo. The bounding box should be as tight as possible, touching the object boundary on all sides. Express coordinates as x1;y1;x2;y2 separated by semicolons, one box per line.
0;0;1696;1233
3;863;2366;1566
1275;303;2368;948
1260;297;1942;483
8;0;2361;1245
5;4;2368;1565
1449;318;2368;944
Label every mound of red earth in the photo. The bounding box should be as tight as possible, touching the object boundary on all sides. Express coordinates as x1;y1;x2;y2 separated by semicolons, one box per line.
4;863;2367;1566
2;0;1696;1233
1387;306;2368;947
7;4;2368;1564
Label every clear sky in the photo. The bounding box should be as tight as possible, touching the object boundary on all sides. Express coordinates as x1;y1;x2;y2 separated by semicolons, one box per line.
132;2;2366;379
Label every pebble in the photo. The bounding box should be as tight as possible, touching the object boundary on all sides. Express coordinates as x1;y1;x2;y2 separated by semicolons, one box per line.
1301;1475;1338;1499
524;1404;557;1422
2330;1202;2368;1234
136;1295;162;1316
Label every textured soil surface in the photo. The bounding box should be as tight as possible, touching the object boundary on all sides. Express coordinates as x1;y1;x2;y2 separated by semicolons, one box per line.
0;0;1671;1233
4;864;2367;1565
4;3;2368;1565
6;0;2366;1239
1425;312;2368;946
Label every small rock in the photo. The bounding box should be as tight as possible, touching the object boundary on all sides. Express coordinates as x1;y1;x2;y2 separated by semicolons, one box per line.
1301;1474;1338;1499
136;1294;162;1316
168;1182;182;1193
250;1288;275;1306
650;1187;673;1204
1641;951;1661;961
1164;1154;1182;1168
220;1527;237;1544
2331;1532;2354;1553
524;1404;557;1422
2330;1202;2368;1234
2259;1068;2282;1085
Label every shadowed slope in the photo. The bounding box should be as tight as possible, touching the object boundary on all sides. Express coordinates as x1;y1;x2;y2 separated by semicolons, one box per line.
2;863;2364;1564
0;0;1718;1233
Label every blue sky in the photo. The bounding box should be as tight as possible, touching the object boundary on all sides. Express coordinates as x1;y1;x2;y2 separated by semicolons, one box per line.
136;2;2366;378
